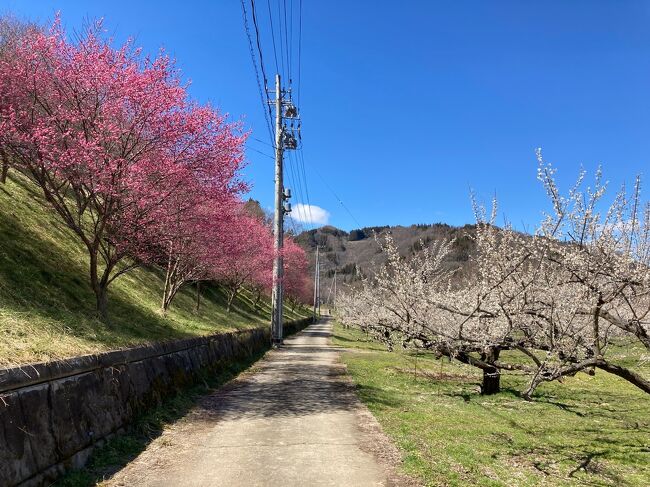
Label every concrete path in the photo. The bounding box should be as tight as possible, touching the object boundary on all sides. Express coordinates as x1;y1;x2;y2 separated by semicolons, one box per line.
107;319;408;487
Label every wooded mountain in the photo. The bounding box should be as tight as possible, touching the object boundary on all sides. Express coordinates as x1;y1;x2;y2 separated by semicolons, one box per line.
295;223;477;305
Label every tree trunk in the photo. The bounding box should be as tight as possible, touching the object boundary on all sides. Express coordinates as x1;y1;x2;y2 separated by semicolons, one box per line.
162;291;174;314
480;346;501;395
226;288;237;313
89;250;104;320
522;358;650;400
596;361;650;395
162;250;175;314
522;373;545;400
161;281;173;314
162;276;170;313
88;246;112;322
195;281;201;312
162;287;182;315
482;367;501;394
0;147;9;184
96;285;109;321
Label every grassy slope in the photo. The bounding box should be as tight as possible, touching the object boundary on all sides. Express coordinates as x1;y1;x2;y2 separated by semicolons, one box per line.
0;172;308;366
333;324;650;487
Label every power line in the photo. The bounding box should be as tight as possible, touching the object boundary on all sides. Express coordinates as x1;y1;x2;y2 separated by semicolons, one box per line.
243;3;311;343
289;0;294;84
249;0;270;89
297;0;302;105
293;0;311;227
311;160;363;229
252;136;274;148
297;149;314;227
246;144;274;159
250;0;276;145
287;150;309;227
276;0;286;81
276;1;310;230
285;150;307;227
243;0;315;234
286;209;300;234
241;0;274;144
284;0;291;81
265;0;280;76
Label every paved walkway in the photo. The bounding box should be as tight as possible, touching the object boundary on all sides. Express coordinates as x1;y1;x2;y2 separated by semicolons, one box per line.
107;319;405;487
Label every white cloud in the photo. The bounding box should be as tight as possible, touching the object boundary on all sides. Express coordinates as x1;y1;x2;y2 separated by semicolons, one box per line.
291;204;330;225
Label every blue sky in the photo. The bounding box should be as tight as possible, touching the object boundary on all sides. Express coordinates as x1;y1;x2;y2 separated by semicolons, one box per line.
3;1;650;231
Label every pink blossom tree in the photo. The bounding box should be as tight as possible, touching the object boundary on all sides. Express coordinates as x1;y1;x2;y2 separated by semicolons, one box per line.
283;237;311;312
0;16;37;183
160;194;243;313
0;18;246;319
213;214;274;313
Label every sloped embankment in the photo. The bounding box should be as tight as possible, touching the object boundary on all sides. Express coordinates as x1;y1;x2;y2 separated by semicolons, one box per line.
0;171;307;366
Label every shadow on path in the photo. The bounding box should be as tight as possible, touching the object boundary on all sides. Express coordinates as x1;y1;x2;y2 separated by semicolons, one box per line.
105;319;397;487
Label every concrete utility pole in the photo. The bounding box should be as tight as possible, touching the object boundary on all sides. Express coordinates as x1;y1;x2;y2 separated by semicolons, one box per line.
271;74;284;346
326;275;333;309
333;270;337;310
312;246;320;320
270;74;298;346
326;269;337;312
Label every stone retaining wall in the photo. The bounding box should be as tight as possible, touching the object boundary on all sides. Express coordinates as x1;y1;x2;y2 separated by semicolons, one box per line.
0;318;312;486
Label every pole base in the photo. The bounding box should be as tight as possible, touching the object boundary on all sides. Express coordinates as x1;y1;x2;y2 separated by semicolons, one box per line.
271;338;283;348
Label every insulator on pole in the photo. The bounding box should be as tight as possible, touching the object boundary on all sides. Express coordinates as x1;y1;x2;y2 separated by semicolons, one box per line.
284;104;298;118
282;132;298;149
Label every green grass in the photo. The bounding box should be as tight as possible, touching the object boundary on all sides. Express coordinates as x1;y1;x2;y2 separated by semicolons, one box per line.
0;172;308;365
333;324;650;487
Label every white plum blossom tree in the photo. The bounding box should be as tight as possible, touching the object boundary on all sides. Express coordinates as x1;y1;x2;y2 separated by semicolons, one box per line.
339;152;650;398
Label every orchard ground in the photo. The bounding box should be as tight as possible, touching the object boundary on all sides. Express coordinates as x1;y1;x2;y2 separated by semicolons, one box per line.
333;322;650;487
0;171;309;366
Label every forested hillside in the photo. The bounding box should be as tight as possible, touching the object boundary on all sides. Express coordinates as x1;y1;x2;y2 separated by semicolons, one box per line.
296;223;477;301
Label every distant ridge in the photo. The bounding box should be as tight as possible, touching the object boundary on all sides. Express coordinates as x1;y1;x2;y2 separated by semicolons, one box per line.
295;223;477;302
